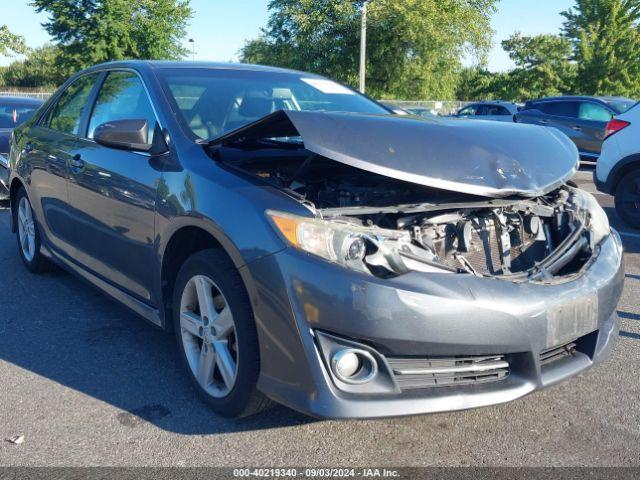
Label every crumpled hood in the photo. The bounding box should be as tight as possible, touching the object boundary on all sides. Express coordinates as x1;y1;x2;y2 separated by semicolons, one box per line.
212;110;579;198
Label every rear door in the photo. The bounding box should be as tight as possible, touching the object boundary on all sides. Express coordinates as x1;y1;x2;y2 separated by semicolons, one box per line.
575;101;615;157
66;70;163;305
20;73;100;255
538;101;581;148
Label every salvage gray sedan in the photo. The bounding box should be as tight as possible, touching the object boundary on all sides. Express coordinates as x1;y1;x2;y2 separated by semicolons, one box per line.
6;61;623;419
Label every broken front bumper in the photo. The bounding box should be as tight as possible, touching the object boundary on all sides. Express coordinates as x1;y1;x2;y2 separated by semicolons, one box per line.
244;229;624;419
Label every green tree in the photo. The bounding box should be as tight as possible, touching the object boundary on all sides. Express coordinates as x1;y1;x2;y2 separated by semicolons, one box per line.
241;0;497;100
500;33;576;100
0;44;68;88
0;25;28;57
562;0;640;96
455;68;509;101
31;0;193;73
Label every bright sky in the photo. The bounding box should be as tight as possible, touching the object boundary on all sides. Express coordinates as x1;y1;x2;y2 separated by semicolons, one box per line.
1;0;576;71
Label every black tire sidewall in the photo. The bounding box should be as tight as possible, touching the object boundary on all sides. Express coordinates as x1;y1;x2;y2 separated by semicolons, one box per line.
615;170;640;229
172;249;261;418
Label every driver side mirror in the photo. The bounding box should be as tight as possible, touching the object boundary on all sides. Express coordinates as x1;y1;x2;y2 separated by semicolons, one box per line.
94;119;152;152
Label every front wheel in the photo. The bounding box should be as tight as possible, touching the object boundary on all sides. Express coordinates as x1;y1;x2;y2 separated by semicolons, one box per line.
615;168;640;229
14;187;49;273
172;249;272;418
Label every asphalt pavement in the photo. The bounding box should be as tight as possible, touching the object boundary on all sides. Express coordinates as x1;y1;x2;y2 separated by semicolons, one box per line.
1;168;640;466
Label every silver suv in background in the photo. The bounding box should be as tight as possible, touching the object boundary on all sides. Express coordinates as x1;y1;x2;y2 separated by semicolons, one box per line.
514;96;636;162
452;101;519;122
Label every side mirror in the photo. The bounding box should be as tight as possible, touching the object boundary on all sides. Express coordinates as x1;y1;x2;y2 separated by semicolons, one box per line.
94;119;152;152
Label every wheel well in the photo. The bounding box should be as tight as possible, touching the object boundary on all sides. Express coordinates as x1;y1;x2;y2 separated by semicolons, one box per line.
160;226;228;332
9;178;24;232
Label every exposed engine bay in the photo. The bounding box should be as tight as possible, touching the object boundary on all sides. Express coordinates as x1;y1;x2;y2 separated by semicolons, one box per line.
212;141;605;283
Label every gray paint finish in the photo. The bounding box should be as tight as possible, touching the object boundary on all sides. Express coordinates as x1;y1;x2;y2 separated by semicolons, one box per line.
6;60;624;420
259;110;579;198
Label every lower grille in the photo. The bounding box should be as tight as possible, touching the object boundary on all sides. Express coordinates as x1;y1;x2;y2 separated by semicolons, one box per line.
387;355;509;390
540;341;577;366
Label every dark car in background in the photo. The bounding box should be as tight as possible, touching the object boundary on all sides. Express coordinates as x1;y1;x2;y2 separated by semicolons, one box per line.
514;96;636;162
0;96;44;198
6;61;623;419
452;101;519;122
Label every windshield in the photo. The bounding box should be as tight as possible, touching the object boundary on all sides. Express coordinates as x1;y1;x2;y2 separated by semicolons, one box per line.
0;103;40;128
157;68;390;140
607;98;636;114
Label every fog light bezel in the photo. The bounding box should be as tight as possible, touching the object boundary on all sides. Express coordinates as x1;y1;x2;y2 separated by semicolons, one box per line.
313;330;400;395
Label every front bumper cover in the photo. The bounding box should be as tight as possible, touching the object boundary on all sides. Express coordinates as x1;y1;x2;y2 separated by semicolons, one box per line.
244;229;624;419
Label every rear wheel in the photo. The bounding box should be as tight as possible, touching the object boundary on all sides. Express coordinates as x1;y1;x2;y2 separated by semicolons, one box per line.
172;249;272;418
14;188;49;273
615;169;640;229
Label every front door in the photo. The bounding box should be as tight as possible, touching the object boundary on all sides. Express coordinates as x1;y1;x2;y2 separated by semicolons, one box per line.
66;70;163;305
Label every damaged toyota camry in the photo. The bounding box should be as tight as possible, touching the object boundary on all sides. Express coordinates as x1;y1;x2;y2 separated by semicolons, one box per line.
7;62;624;418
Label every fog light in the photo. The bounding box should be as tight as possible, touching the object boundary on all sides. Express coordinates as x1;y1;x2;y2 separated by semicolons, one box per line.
333;350;361;378
331;348;377;384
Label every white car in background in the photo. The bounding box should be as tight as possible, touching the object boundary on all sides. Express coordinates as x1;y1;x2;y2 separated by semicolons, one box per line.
595;101;640;227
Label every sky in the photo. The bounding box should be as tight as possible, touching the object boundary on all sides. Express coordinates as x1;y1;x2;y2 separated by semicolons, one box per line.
1;0;576;71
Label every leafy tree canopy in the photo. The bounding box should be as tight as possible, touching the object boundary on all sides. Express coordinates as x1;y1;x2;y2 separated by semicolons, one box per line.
241;0;498;100
0;44;69;88
562;0;640;96
0;25;28;57
30;0;193;73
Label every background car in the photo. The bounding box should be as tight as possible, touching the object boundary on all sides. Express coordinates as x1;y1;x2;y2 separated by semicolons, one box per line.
594;101;640;227
452;101;519;122
514;96;636;162
406;107;439;118
0;96;43;199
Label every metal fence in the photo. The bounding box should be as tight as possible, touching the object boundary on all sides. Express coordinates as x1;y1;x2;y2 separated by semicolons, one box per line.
383;100;471;115
0;90;53;100
0;91;470;114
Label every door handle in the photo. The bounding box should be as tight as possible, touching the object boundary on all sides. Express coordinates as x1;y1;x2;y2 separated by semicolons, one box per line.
70;154;85;172
571;125;582;131
538;119;549;125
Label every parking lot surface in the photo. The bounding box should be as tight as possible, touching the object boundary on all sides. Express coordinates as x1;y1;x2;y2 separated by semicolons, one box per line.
1;168;640;467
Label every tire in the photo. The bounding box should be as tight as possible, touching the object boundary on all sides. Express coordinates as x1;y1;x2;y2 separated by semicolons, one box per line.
172;248;272;418
615;168;640;229
14;187;50;273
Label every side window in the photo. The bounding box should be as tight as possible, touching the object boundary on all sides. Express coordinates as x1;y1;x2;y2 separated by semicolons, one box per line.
458;105;477;116
487;105;510;116
579;102;614;122
87;71;158;144
475;105;489;116
541;101;579;118
48;74;98;135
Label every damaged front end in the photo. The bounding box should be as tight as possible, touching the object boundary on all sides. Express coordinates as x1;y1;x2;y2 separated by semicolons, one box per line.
266;186;607;282
209;110;608;283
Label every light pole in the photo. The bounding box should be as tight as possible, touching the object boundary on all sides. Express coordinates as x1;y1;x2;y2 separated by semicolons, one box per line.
188;38;196;61
359;1;370;93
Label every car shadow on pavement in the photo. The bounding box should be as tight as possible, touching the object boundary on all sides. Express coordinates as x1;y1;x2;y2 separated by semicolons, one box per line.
0;216;315;434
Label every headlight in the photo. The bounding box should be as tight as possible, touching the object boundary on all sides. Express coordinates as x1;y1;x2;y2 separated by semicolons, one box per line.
572;189;610;246
266;210;409;271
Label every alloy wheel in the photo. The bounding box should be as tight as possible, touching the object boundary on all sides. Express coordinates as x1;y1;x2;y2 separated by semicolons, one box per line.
179;275;238;398
17;196;36;262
